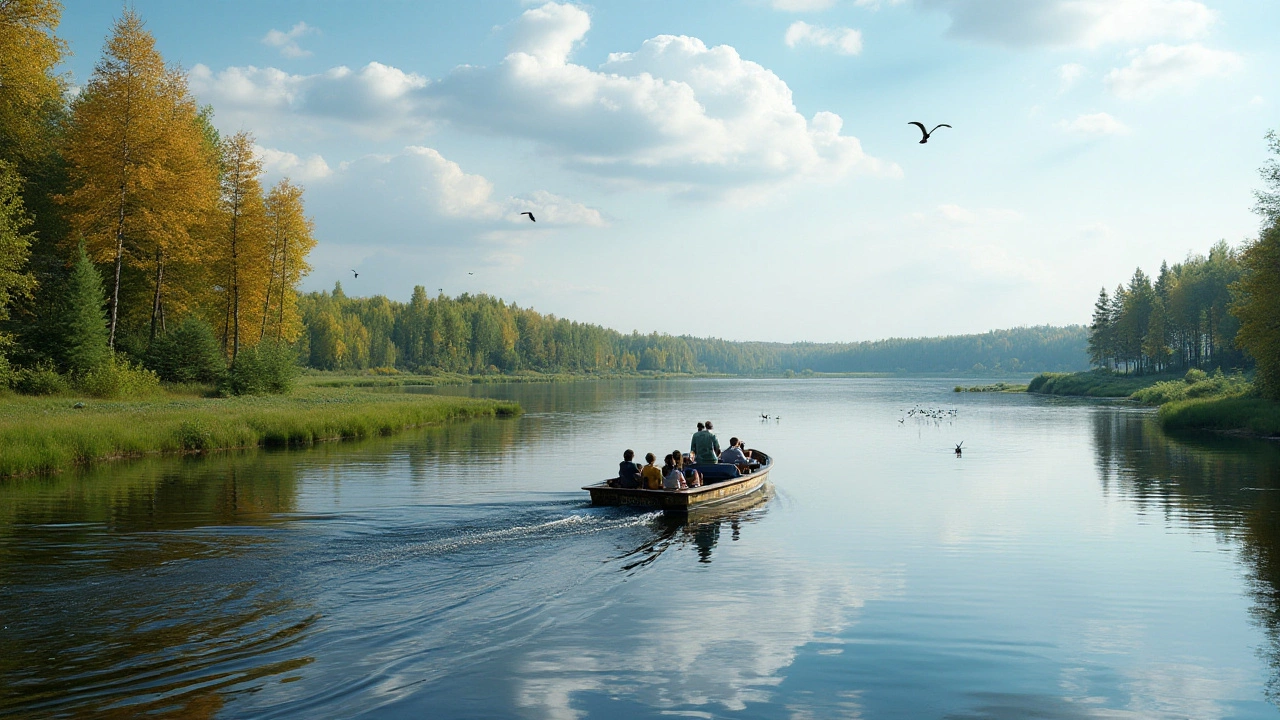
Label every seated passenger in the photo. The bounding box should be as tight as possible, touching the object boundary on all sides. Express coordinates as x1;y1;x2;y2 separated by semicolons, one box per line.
640;452;665;490
718;437;749;465
662;454;687;490
616;449;642;489
673;449;702;488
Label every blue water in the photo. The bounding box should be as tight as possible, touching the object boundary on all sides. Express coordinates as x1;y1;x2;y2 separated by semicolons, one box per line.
2;378;1279;718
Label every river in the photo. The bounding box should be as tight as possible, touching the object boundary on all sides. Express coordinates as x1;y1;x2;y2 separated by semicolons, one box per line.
3;378;1280;718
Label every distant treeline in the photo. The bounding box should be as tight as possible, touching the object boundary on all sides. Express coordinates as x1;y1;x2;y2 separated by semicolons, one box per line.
298;284;1089;376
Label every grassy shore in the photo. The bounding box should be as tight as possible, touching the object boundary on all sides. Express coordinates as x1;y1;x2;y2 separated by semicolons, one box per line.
0;386;520;478
1159;396;1280;437
954;382;1028;393
1027;370;1176;397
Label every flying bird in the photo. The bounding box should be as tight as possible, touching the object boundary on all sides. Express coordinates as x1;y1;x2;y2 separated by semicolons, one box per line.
467;272;474;276
520;211;536;222
908;122;951;144
350;269;359;278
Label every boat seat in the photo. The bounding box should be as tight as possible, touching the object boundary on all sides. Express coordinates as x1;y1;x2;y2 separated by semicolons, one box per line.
689;463;741;481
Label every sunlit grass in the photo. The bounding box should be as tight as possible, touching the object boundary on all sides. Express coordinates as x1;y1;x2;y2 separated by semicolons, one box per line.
0;386;520;478
1159;395;1280;437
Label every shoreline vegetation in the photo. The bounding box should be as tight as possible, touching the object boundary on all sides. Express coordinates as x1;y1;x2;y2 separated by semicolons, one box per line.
0;386;520;479
1029;369;1280;438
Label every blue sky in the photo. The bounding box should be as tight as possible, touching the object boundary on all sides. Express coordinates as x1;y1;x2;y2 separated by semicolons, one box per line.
59;1;1280;342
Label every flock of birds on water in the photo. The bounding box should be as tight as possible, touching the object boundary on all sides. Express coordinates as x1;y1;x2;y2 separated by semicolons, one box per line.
898;405;965;456
341;121;949;286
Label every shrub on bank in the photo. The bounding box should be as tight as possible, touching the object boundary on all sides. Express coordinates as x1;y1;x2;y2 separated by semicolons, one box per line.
1131;368;1252;405
221;342;298;396
146;318;225;384
75;357;161;399
13;362;68;395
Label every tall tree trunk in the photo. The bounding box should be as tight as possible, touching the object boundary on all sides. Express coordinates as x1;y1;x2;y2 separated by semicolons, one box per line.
260;217;279;342
109;190;125;349
149;247;165;341
276;233;287;342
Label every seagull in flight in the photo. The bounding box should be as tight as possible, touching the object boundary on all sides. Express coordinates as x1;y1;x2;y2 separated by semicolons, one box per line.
908;122;951;144
350;269;359;278
467;272;474;276
519;211;536;222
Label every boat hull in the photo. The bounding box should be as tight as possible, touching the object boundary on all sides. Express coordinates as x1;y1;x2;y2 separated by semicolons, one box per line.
583;452;773;515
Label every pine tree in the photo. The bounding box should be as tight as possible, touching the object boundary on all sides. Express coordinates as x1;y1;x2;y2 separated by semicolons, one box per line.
62;241;110;373
1087;287;1112;369
60;9;218;348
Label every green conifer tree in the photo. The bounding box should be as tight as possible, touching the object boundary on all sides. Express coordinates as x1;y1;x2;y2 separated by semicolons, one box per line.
62;241;111;373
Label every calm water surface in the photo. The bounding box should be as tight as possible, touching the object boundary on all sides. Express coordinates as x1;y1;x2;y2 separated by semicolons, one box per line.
3;378;1280;718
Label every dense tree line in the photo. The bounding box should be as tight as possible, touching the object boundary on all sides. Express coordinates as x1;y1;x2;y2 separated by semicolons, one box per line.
0;4;316;392
1085;130;1280;403
1087;242;1245;374
298;285;1089;375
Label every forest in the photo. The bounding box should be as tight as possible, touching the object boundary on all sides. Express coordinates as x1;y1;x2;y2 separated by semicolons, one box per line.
0;4;317;394
1085;129;1280;402
297;285;1089;376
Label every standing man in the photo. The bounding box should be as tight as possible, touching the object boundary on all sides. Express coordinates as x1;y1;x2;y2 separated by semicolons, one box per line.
690;421;722;464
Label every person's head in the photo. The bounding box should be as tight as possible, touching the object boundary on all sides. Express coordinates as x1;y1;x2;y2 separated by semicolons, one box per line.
705;421;714;430
729;437;739;448
624;449;635;461
664;453;673;467
645;452;656;464
697;422;705;431
672;450;683;468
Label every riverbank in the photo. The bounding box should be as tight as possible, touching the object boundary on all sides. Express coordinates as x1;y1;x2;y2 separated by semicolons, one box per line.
0;387;521;478
1027;370;1176;397
1029;369;1280;438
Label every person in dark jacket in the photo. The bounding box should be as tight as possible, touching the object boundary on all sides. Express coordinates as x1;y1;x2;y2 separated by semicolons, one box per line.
616;449;642;488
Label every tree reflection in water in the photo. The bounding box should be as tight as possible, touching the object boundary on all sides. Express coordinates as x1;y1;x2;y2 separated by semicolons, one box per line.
1093;408;1280;700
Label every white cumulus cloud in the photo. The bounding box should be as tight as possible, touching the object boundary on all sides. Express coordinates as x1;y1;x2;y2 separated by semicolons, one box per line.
192;3;893;196
261;21;317;59
1057;112;1130;135
430;3;893;194
334;146;603;227
784;21;863;55
255;145;333;181
1105;43;1243;99
190;62;431;139
917;0;1215;48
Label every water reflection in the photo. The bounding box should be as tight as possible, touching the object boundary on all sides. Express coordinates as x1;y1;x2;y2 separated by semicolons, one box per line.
1093;408;1280;701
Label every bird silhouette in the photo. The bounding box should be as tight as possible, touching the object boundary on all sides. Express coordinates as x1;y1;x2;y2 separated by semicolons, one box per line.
350;269;359;278
909;122;951;144
520;211;536;222
467;272;474;275
955;441;964;457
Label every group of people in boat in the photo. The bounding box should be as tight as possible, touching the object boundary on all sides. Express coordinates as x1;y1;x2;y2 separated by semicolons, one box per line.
611;420;762;491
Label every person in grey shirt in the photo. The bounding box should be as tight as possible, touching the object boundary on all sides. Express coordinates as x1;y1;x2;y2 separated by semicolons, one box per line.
718;437;748;465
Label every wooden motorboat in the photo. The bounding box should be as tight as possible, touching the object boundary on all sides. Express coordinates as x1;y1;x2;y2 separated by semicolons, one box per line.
583;451;773;515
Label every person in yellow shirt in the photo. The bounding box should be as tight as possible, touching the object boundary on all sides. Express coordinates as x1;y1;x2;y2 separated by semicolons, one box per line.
639;452;664;490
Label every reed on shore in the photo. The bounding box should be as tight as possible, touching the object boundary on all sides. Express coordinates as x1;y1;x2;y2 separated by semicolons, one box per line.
0;387;520;478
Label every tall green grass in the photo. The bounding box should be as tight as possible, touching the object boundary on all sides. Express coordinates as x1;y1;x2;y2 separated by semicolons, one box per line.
0;388;520;478
1159;396;1280;436
1028;370;1177;397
